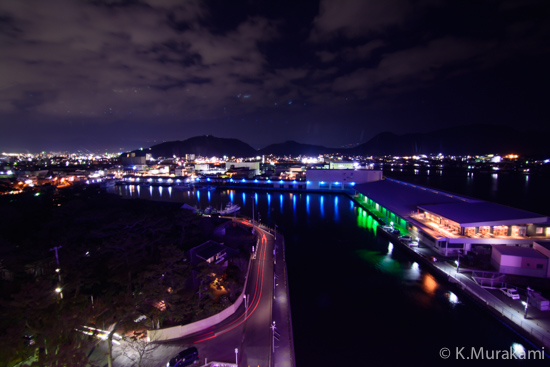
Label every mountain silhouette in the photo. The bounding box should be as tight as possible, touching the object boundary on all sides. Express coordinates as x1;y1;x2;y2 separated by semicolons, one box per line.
131;125;548;158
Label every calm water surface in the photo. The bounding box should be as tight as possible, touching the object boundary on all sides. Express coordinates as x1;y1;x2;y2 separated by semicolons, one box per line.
110;183;547;365
385;169;550;216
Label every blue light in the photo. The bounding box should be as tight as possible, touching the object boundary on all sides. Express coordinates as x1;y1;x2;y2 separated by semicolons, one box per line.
279;180;284;184
254;179;259;183
267;179;271;183
158;178;163;182
320;181;325;185
195;177;200;181
241;178;246;182
207;178;211;182
334;181;340;185
292;180;297;184
350;182;356;186
307;181;311;184
229;178;234;183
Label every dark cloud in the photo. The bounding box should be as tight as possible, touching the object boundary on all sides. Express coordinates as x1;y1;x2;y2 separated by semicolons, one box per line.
0;0;549;152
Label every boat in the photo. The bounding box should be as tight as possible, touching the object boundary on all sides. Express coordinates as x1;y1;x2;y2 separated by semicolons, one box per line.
214;202;241;215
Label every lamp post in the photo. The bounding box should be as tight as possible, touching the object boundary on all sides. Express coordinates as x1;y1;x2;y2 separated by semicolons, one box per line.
524;287;532;319
50;246;63;298
235;348;238;365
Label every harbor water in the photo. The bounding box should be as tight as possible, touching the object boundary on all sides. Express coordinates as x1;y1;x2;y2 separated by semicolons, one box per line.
110;179;548;365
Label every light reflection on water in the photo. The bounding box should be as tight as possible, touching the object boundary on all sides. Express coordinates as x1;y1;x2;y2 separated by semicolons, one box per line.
110;185;534;364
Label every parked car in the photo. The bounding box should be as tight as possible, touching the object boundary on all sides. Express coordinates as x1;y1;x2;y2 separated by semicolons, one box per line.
398;235;412;241
382;225;393;231
500;288;520;300
408;240;419;247
167;347;199;367
391;228;400;235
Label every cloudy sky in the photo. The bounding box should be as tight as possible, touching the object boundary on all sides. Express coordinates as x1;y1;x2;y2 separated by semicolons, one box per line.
1;0;549;152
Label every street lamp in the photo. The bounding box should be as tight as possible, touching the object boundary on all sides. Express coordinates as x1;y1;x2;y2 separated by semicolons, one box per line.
524;287;533;319
235;348;238;365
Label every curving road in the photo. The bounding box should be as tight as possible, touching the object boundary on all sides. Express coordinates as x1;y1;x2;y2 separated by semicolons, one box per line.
184;218;275;366
88;218;277;367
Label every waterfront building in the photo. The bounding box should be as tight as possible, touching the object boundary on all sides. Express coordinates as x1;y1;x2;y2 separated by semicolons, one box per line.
353;177;550;277
306;168;382;190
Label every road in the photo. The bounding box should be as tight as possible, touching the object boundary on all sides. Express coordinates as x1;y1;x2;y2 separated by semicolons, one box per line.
89;218;277;367
186;218;275;366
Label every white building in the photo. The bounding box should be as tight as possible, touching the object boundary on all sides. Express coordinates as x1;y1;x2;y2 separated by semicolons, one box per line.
225;161;260;176
490;245;548;278
306;169;383;190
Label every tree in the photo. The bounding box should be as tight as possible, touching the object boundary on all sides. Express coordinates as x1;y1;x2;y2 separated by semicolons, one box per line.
119;335;161;367
0;278;99;367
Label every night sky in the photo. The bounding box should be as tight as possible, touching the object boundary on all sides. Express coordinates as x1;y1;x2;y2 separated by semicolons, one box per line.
1;0;549;153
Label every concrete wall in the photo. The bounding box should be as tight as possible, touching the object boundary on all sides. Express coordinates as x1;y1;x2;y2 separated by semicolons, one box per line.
147;296;245;341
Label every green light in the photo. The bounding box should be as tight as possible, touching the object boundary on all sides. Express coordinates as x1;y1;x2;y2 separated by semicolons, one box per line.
34;193;40;196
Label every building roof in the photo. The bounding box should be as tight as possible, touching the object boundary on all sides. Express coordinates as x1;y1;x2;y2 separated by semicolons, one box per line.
492;245;548;259
354;178;547;227
419;202;547;227
192;240;228;261
534;241;550;251
354;178;473;217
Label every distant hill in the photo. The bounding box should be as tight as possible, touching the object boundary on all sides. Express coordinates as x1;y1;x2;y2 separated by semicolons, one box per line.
135;136;258;158
350;124;548;156
130;125;548;158
258;141;333;156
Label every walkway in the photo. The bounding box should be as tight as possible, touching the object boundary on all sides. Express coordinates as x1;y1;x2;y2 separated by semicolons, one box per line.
381;228;550;354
